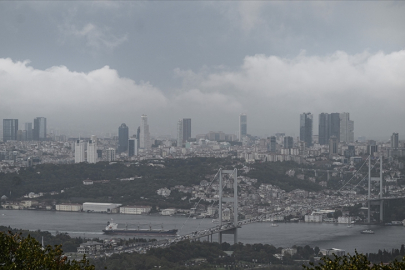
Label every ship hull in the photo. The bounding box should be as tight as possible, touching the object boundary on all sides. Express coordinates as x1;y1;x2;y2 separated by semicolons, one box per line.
102;229;178;236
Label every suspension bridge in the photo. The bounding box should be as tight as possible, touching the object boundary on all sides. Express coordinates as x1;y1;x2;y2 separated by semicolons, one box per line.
111;155;405;254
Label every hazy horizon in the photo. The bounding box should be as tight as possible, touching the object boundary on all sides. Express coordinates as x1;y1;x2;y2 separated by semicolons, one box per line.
1;1;404;139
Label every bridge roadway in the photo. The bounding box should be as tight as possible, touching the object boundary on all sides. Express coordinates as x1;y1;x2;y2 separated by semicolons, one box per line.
105;195;405;255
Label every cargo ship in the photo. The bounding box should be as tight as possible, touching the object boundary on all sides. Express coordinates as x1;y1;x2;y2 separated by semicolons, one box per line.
102;220;178;236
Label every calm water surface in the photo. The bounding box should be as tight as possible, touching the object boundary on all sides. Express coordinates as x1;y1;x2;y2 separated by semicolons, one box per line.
1;209;404;254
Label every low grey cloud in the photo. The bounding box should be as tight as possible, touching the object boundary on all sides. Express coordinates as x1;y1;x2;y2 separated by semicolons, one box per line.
58;22;128;51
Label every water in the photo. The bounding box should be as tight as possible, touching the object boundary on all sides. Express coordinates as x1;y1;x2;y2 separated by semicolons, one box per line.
1;209;404;254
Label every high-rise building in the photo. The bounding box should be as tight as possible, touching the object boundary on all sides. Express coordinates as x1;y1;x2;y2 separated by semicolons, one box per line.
136;126;140;150
106;148;116;161
128;138;138;157
25;122;33;141
177;119;183;147
329;135;338;157
140;115;150;149
340;113;354;143
87;136;97;164
118;123;129;153
300;113;313;147
239;114;247;141
74;140;86;163
33;117;47;141
182;118;191;142
284;136;294;149
269;136;276;152
391;133;399;148
319;113;340;145
3;119;18;142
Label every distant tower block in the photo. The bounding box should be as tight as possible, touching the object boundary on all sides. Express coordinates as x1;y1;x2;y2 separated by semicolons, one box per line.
239;114;247;142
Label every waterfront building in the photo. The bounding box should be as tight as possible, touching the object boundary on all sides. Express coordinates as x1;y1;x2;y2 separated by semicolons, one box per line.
239;113;247;141
339;113;354;143
300;113;313;147
87;136;97;164
82;202;121;213
74;140;86;163
56;203;83;212
33;117;47;141
118;123;129;153
140;115;150;149
120;205;152;215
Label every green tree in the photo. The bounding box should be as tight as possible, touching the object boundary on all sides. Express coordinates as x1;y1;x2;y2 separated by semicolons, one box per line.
303;251;405;270
0;231;94;270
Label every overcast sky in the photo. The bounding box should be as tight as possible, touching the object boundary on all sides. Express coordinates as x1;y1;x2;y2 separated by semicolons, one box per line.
0;1;404;140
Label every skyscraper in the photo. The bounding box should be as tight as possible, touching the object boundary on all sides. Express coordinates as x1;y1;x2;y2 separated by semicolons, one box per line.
239;113;247;141
140;115;150;149
118;123;129;153
300;113;313;147
136;126;140;149
329;135;338;157
177;119;183;147
269;136;276;152
3;119;18;142
182;118;191;142
391;133;399;148
319;113;340;145
87;135;97;164
33;117;47;141
25;122;33;141
339;113;354;143
284;136;294;149
74;140;85;163
128;138;138;157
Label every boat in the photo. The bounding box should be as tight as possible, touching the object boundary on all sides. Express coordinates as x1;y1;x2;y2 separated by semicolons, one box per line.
347;225;352;228
271;223;279;227
102;220;178;236
361;229;374;234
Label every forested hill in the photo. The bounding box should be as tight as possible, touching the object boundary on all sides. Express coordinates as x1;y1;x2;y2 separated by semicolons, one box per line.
0;158;321;208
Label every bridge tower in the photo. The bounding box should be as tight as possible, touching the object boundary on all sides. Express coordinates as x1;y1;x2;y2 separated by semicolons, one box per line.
367;155;384;223
218;168;238;244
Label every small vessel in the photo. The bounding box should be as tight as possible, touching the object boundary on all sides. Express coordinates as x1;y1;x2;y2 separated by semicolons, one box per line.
212;219;220;223
347;225;352;228
271;223;279;227
102;220;178;236
361;229;374;234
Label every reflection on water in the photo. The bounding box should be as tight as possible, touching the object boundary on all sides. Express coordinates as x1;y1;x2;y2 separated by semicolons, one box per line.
1;209;404;254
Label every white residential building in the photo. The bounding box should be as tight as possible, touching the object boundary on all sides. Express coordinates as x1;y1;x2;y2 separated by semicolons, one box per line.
106;148;116;162
87;136;97;164
74;140;85;163
56;203;83;212
120;205;152;215
340;113;354;143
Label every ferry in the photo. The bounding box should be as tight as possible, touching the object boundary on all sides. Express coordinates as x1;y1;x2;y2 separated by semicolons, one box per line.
361;229;374;234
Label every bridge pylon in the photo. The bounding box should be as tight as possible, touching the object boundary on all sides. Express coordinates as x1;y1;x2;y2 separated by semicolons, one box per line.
368;154;384;223
218;168;238;244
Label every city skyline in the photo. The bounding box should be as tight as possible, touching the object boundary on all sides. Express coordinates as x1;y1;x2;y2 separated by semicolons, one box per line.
0;2;404;138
